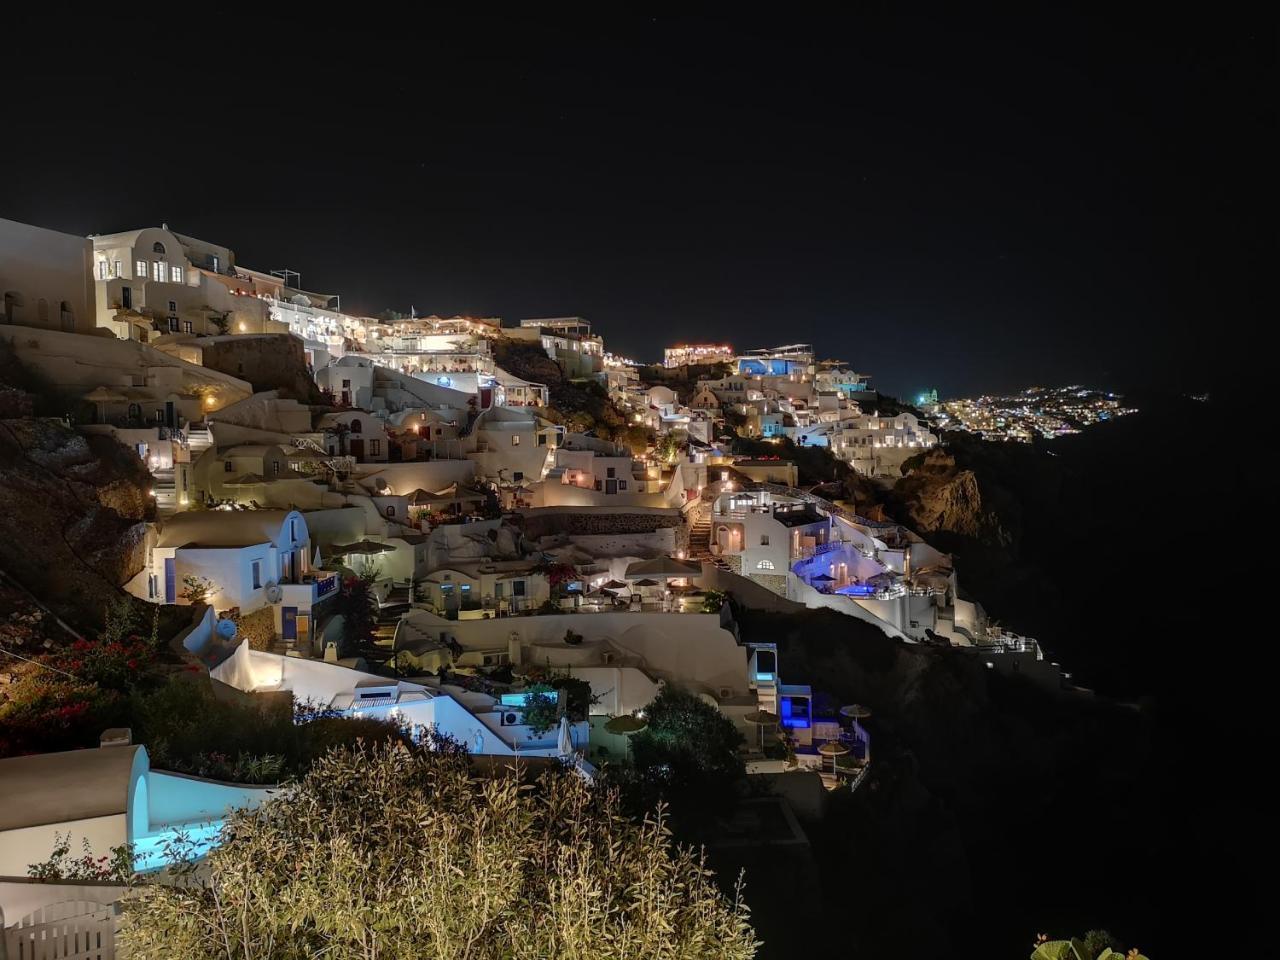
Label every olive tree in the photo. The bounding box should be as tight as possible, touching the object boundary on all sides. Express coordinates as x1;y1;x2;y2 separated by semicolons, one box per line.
120;741;758;959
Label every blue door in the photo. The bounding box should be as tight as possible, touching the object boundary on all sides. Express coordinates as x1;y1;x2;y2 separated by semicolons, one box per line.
164;558;176;604
282;606;298;641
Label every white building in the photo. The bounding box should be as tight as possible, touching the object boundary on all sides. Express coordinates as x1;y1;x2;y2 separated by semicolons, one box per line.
0;217;95;335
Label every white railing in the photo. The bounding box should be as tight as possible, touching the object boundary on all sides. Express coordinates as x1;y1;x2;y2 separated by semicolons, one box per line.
3;899;118;960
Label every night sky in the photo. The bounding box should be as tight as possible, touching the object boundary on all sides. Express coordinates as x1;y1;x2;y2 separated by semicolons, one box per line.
3;12;1268;398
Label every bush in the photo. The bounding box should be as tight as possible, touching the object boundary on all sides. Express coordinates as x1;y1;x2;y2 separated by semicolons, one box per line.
132;678;412;783
119;742;759;959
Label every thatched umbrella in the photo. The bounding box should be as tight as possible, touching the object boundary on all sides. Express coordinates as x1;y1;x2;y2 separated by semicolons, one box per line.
818;740;849;774
600;579;629;592
625;556;703;580
633;578;660;588
330;539;397;557
839;703;871;721
223;473;266;488
604;714;648;735
82;386;127;422
743;709;779;752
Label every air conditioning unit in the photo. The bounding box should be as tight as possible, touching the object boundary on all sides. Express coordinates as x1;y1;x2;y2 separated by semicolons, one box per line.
499;710;524;727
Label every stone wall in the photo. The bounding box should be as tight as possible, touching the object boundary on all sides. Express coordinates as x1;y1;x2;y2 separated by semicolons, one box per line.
749;572;789;597
520;509;683;541
199;335;321;402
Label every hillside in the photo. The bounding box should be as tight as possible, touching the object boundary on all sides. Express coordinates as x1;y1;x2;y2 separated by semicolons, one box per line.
0;417;154;629
731;605;1157;958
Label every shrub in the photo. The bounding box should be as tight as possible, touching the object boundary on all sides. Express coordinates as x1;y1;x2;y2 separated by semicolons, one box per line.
119;742;759;959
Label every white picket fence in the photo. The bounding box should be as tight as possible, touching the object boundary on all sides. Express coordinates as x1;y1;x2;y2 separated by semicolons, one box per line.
3;899;117;960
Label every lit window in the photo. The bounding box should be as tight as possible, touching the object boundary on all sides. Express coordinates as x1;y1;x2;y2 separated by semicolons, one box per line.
98;261;108;279
114;260;122;277
760;535;769;546
136;261;147;278
182;320;193;334
757;560;775;570
511;434;520;445
171;266;183;283
618;480;627;491
154;261;164;280
369;440;381;456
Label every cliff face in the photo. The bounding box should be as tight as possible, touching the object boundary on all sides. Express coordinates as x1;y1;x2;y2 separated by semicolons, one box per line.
0;418;153;627
889;449;1018;549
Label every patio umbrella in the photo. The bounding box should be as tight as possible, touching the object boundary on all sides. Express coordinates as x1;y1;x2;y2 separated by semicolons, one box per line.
811;573;836;582
604;714;648;735
601;579;629;591
82;386;128;422
818;740;849;774
633;578;660;588
557;715;574;758
839;703;871;721
743;709;780;752
625;556;703;579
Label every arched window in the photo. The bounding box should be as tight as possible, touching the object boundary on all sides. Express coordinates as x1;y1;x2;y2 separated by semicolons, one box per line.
385;505;396;518
152;241;166;254
757;559;775;570
350;418;363;433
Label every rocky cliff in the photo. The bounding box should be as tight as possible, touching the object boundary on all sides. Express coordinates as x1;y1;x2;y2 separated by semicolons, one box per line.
889;448;1018;549
0;418;153;628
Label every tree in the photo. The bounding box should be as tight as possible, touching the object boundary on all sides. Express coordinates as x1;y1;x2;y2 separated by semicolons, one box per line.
119;741;758;959
614;684;746;835
335;571;378;653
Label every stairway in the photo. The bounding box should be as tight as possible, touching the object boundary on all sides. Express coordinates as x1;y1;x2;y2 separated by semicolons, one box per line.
687;514;712;560
152;466;177;517
185;423;213;457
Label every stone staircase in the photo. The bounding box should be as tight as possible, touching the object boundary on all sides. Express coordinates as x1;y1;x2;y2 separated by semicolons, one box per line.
152;424;213;519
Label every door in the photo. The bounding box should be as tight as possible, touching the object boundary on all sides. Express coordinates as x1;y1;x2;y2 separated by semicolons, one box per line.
605;478;618;495
282;606;298;641
164;557;176;603
164;400;176;429
349;438;365;460
296;613;311;648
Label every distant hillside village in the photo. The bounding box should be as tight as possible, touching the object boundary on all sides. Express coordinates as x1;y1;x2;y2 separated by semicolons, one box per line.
0;215;1064;907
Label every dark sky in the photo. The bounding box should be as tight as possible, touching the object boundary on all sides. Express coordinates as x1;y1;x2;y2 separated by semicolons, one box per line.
2;12;1269;398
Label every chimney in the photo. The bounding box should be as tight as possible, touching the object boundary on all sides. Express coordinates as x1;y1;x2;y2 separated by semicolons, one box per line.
100;728;132;747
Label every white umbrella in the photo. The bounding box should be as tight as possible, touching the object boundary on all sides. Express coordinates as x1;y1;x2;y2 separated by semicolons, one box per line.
557;715;574;758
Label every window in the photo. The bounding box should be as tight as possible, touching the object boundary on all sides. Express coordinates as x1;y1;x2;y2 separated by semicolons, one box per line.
154;261;164;281
350;419;363;433
60;302;75;331
760;535;770;546
98;261;108;279
342;379;351;389
606;467;616;478
757;560;775;570
170;266;183;283
211;254;220;272
168;301;177;314
511;434;520;446
513;471;524;482
168;317;179;332
512;580;527;597
182;320;193;334
251;561;261;589
136;261;147;278
272;460;281;476
37;299;49;323
618;480;627;491
114;260;121;277
152;241;166;254
369;440;381;456
224;460;234;472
